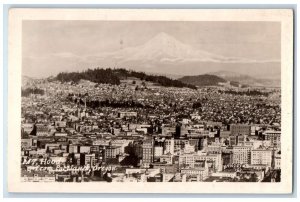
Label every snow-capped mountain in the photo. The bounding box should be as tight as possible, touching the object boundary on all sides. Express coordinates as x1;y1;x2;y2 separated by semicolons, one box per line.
23;32;281;79
81;32;280;79
95;32;256;64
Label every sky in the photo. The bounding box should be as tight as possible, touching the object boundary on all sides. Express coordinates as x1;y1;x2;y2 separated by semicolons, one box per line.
22;20;281;78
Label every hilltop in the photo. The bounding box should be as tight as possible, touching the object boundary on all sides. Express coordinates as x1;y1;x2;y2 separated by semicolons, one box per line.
55;68;197;89
178;74;226;87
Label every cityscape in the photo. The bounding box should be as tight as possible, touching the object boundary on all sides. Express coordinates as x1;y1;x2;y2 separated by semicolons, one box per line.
21;21;281;183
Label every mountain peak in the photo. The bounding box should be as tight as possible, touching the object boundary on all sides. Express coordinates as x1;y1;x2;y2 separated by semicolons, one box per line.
153;32;175;39
147;32;182;46
155;32;170;38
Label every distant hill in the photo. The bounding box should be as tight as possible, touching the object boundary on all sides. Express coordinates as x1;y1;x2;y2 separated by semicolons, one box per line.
178;74;226;87
209;70;280;87
22;75;46;87
22;75;34;87
55;68;197;89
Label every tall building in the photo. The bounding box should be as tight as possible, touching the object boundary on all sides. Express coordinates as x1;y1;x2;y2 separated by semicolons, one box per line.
164;138;174;155
142;139;153;167
199;138;208;151
222;151;233;166
274;153;281;169
154;146;163;157
175;123;182;139
133;141;143;159
232;146;251;165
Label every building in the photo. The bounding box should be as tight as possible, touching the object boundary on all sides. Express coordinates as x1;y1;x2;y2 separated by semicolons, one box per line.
159;154;173;164
105;146;121;159
21;138;33;149
188;139;199;151
118;111;137;119
206;145;222;154
180;167;209;181
237;135;248;146
54;132;68;137
274;154;281;169
84;153;96;166
222;151;233;167
164;138;174;155
161;126;176;136
55;121;67;128
73;153;82;165
179;152;222;172
154;146;164;157
251;148;272;167
232;146;251;165
199;138;208;151
36;124;49;136
68;145;79;153
22;123;34;134
230;124;251;136
141;140;153;167
211;171;237;178
184;143;196;154
110;139;132;153
229;135;238;146
133;141;143;159
263;131;281;148
79;146;91;154
174;139;189;153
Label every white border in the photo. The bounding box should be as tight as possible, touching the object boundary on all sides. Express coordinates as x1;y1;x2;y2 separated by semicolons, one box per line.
7;8;294;193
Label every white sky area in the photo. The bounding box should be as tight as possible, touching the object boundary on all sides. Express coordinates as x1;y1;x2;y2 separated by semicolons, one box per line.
22;21;281;78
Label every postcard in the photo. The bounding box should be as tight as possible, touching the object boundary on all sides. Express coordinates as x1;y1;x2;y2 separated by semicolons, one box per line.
7;8;293;193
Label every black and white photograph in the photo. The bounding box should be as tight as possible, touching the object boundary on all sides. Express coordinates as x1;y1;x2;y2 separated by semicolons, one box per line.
7;8;294;193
